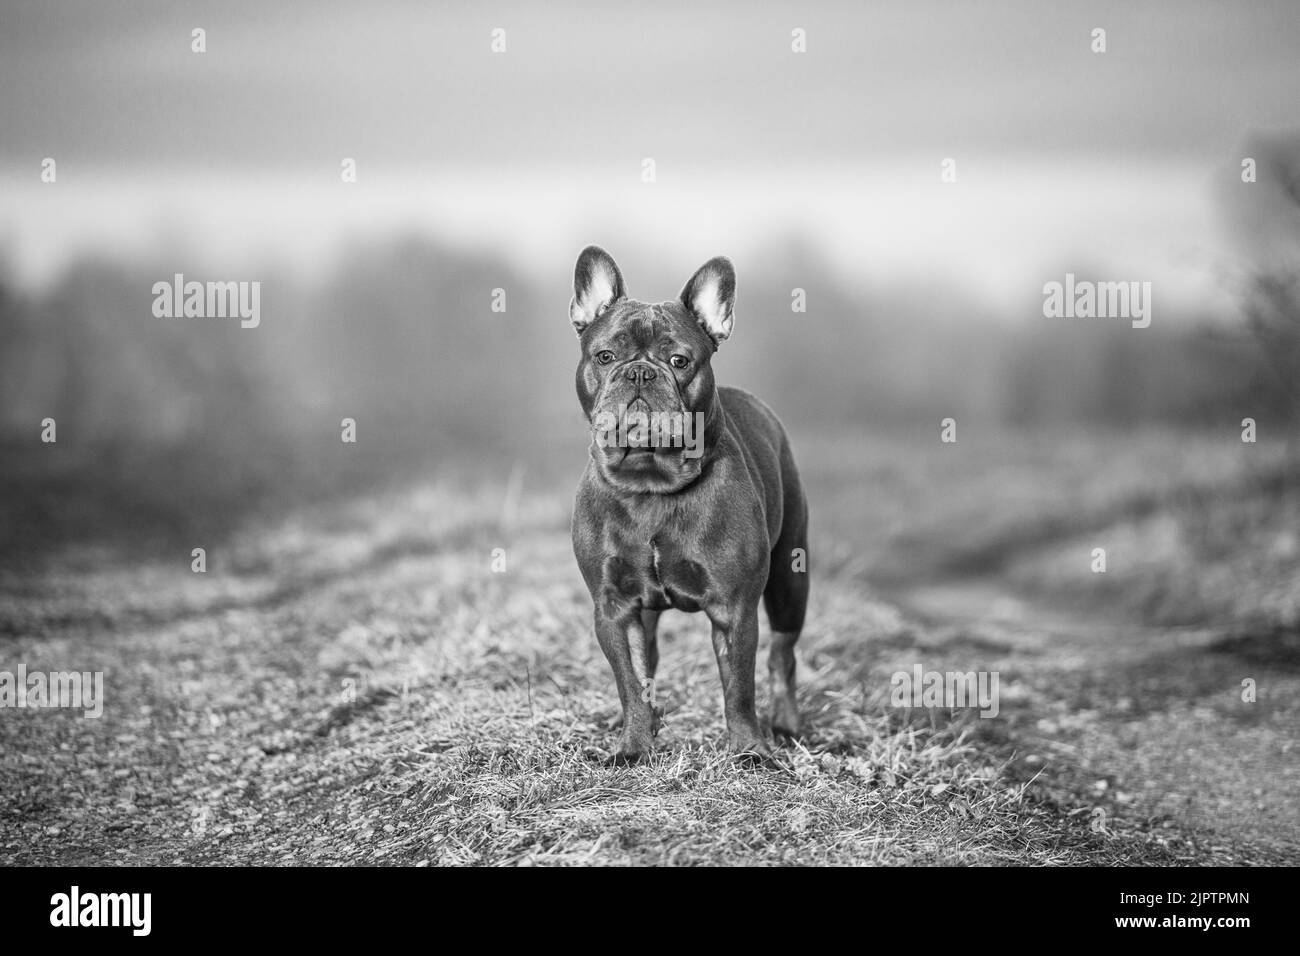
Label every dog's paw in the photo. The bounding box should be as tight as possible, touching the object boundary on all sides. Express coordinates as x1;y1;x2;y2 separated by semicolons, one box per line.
604;748;650;767
727;729;773;761
771;726;801;747
731;749;781;771
770;696;801;743
770;715;802;744
607;706;664;735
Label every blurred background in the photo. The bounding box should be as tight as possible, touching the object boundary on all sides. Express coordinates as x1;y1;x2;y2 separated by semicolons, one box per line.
1;0;1298;589
3;0;1300;867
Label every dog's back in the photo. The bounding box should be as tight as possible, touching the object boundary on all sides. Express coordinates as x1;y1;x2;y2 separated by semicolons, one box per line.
717;385;806;552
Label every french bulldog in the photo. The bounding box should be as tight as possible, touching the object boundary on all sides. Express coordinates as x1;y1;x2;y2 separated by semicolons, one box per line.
568;246;809;763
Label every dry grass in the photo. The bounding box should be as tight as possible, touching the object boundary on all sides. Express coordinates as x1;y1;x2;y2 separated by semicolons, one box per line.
2;430;1296;865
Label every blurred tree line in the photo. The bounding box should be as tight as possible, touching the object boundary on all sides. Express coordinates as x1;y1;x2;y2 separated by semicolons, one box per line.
1;189;1296;559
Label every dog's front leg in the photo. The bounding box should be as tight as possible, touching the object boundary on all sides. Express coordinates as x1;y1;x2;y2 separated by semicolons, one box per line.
708;602;770;757
594;610;656;764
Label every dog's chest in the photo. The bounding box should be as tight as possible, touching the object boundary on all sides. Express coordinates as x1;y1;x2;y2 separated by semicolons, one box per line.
635;534;710;613
608;506;712;613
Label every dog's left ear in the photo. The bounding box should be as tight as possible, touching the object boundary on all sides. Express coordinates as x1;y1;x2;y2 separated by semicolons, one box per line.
570;245;626;335
680;256;736;346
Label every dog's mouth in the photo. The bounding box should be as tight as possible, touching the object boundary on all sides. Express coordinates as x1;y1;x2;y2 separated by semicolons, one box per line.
617;443;676;465
588;399;705;479
593;404;693;454
587;400;708;493
602;433;685;468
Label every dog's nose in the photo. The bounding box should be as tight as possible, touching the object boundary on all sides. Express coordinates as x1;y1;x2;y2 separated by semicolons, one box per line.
623;363;657;385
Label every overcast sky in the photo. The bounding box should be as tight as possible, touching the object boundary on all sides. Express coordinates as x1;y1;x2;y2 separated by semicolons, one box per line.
1;0;1296;310
2;0;1296;166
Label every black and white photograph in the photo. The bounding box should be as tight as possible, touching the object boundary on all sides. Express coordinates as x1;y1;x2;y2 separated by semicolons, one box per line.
0;0;1296;920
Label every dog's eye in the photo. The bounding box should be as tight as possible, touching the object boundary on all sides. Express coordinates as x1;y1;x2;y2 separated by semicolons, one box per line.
596;350;615;365
669;354;689;369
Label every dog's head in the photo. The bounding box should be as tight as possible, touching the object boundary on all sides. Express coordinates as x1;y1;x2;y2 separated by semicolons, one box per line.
569;245;736;493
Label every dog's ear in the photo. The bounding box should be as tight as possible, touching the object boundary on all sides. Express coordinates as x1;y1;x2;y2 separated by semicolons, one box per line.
679;256;736;346
569;245;626;335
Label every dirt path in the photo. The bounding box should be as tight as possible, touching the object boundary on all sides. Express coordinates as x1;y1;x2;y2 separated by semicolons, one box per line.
2;486;1295;865
892;579;1300;863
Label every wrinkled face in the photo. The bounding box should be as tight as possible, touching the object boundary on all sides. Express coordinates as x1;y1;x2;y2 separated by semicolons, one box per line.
577;299;717;492
569;246;737;494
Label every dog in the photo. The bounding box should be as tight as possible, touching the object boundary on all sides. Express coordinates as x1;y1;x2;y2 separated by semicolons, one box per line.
568;245;809;763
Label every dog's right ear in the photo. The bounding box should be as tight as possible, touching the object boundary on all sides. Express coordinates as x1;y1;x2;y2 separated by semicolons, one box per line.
569;245;626;335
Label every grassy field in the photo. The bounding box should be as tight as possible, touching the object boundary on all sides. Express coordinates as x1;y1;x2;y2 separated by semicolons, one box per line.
1;427;1297;865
